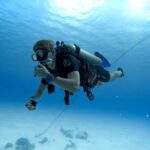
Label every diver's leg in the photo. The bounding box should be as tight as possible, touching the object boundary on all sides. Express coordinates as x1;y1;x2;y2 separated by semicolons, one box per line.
96;68;124;86
109;70;122;81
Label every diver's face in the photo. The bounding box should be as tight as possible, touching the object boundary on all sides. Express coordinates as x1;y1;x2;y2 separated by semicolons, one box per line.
48;48;56;60
41;49;56;70
36;49;44;57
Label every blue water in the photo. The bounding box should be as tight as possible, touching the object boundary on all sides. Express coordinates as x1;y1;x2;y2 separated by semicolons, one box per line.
0;0;150;121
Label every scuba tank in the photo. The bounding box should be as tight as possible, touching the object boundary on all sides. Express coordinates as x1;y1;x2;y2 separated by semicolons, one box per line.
56;41;110;68
66;44;102;67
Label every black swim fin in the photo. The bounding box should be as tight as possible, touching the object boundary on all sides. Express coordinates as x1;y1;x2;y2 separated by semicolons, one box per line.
94;51;111;68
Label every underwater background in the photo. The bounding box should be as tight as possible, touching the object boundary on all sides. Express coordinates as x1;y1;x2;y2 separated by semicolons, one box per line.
0;0;150;150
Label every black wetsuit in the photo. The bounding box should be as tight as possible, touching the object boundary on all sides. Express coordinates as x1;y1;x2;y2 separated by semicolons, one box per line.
55;52;80;78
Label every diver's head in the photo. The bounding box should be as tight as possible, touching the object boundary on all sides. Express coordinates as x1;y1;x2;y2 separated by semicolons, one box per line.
32;40;56;62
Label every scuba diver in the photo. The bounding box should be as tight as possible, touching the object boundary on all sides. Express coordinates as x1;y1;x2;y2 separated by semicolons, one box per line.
26;40;124;111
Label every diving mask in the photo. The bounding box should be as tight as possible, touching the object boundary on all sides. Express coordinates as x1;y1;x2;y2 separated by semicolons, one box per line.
31;49;48;62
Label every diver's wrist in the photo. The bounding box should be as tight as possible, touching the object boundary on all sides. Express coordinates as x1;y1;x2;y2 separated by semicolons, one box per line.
31;96;38;103
31;96;36;100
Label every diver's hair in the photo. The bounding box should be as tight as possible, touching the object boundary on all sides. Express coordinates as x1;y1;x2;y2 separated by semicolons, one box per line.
33;40;55;52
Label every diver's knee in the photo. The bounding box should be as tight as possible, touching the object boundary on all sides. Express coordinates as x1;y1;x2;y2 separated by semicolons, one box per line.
104;72;110;82
98;71;110;82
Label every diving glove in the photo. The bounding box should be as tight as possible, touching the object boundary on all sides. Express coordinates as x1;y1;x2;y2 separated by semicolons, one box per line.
26;96;37;111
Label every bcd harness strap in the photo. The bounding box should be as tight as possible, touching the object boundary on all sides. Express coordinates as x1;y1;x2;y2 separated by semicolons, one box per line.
64;91;70;105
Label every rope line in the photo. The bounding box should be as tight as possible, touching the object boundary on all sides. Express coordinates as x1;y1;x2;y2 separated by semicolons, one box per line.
35;107;67;138
111;34;149;65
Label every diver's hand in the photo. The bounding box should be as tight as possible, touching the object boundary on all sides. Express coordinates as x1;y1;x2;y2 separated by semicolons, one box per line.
26;97;37;111
35;64;55;83
35;64;50;78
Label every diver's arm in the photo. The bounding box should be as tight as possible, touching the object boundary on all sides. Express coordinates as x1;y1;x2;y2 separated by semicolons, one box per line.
26;83;47;111
33;83;47;102
54;71;80;93
109;70;123;81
